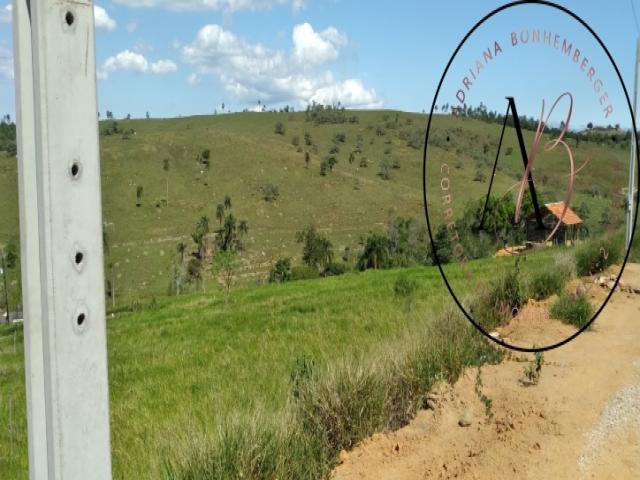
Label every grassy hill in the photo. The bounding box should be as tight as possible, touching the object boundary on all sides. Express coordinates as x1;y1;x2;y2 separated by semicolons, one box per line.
0;110;632;309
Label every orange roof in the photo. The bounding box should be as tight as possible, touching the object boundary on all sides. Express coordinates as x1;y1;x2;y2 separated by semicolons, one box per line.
544;201;582;225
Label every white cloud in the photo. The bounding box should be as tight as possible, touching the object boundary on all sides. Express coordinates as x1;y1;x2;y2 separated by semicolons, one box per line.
151;59;178;74
94;5;117;31
181;23;381;109
99;50;177;78
292;23;346;67
112;0;305;13
0;4;11;23
0;43;13;80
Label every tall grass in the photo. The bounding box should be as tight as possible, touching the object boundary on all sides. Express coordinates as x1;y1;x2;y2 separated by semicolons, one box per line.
550;292;593;329
526;252;575;300
575;235;623;276
164;309;502;480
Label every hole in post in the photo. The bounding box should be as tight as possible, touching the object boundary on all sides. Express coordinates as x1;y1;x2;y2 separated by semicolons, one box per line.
75;252;84;265
76;313;86;327
70;163;80;178
65;11;74;26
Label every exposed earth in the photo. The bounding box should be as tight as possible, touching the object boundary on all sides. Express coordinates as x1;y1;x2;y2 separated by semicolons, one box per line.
332;264;640;480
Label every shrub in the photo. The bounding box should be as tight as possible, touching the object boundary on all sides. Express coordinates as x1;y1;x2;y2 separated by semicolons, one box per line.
333;132;346;143
575;236;622;276
290;265;321;281
393;274;417;299
527;270;566;300
550;292;593;329
470;261;524;330
378;158;392;180
274;122;286;135
473;169;486;182
269;257;292;283
323;262;346;277
329;144;340;154
291;135;300;146
260;183;280;202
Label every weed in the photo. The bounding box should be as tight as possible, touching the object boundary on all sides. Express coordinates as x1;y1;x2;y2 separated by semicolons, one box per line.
474;367;493;418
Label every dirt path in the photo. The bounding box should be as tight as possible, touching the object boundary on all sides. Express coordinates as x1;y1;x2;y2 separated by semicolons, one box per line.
332;264;640;480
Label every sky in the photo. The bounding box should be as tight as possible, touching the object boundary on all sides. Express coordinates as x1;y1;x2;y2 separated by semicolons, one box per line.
0;0;639;128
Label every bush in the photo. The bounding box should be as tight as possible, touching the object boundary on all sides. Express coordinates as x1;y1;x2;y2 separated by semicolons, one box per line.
260;183;280;202
527;270;567;300
575;236;622;276
291;135;300;146
470;261;524;330
274;122;286;135
290;265;321;281
269;257;292;283
550;292;593;329
393;274;417;299
333;132;346;143
323;262;347;277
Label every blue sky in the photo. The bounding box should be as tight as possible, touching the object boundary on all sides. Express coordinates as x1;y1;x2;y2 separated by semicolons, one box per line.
0;0;639;128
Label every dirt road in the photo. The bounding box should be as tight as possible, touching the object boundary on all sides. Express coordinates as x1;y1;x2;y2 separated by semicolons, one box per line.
332;264;640;480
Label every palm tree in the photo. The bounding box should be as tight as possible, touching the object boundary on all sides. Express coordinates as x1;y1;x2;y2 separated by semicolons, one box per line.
163;158;170;205
216;204;225;226
176;242;187;264
238;220;248;237
198;216;210;234
357;233;390;270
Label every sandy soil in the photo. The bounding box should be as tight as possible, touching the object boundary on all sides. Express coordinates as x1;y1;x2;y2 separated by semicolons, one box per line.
332;264;640;480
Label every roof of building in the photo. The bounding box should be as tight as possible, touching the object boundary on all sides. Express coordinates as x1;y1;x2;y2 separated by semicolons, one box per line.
544;201;583;226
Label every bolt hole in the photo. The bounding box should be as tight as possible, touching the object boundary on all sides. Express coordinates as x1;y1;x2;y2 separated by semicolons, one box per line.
65;11;74;26
75;252;84;265
71;163;80;178
76;313;86;327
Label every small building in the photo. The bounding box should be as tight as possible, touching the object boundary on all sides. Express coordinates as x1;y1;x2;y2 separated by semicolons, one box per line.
527;201;582;244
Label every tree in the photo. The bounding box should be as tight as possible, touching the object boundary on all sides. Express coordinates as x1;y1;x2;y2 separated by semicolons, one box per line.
176;242;187;264
357;232;390;270
587;122;594;129
213;250;239;294
296;226;333;272
146;111;150;119
224;195;232;210
192;216;210;259
216;203;225;226
126;113;131;120
168;260;186;296
186;258;203;291
163;158;170;205
136;185;143;207
269;257;292;283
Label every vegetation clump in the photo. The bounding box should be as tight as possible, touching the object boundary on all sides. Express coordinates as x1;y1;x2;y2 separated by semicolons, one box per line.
550;292;593;329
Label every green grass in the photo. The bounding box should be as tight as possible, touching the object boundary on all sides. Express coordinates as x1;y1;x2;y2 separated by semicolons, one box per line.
0;249;563;480
550;292;594;329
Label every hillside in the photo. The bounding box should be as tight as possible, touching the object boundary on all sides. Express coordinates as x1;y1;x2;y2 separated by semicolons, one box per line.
0;110;632;307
